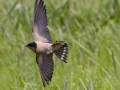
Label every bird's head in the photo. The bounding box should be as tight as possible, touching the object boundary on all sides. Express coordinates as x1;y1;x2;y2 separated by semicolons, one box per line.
25;42;37;52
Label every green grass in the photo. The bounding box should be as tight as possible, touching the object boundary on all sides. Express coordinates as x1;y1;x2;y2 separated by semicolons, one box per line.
0;0;120;90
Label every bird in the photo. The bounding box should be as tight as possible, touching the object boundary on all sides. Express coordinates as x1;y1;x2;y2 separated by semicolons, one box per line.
25;0;68;87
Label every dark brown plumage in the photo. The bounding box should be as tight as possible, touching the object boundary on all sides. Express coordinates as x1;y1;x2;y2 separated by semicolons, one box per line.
36;53;53;87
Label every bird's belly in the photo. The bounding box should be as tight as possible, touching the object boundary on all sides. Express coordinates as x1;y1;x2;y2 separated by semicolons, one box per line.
36;42;52;53
36;47;45;53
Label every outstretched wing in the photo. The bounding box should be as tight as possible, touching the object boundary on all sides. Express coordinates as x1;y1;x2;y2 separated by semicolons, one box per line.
32;0;52;43
36;53;54;87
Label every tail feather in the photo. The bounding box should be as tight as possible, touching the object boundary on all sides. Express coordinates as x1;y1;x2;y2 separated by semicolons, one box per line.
52;41;68;63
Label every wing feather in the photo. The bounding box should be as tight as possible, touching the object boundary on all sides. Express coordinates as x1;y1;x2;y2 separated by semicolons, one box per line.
32;0;52;43
36;53;54;87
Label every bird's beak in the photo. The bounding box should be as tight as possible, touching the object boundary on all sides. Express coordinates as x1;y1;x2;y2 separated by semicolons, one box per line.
25;45;28;47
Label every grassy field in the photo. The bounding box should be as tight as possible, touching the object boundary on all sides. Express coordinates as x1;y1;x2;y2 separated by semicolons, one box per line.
0;0;120;90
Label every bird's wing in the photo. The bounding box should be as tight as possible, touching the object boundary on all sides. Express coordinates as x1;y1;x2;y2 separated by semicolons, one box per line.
32;0;52;43
36;53;54;87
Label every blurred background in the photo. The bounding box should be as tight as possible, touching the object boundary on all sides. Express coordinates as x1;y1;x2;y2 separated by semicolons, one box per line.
0;0;120;90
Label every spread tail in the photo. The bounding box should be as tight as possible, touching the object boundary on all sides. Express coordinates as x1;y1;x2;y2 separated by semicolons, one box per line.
52;41;68;63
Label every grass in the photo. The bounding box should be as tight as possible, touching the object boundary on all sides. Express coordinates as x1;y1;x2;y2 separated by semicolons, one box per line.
0;0;120;90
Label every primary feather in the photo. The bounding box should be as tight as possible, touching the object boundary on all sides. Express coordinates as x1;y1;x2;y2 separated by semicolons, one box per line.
32;0;52;43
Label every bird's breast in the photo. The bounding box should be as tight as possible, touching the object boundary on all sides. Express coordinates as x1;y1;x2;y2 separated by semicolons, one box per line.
36;42;52;53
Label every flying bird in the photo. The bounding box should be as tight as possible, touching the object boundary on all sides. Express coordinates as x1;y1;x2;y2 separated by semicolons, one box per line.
25;0;68;87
